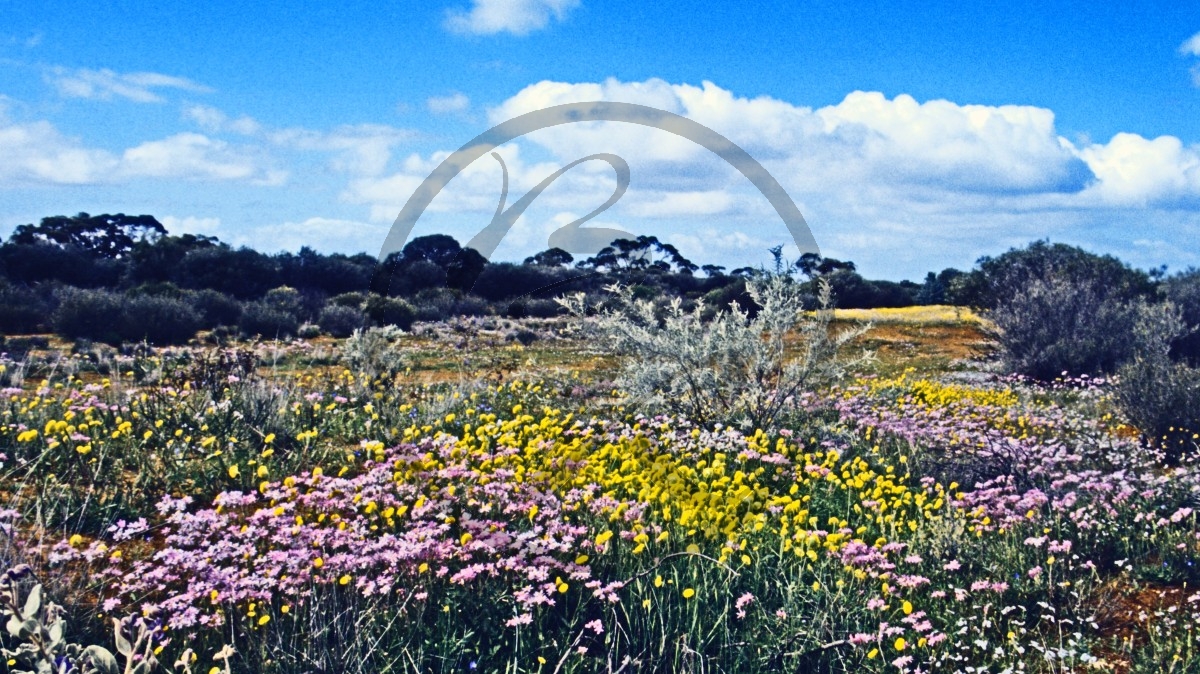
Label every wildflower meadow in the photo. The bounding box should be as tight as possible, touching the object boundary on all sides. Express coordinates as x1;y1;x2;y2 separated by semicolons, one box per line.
0;272;1198;674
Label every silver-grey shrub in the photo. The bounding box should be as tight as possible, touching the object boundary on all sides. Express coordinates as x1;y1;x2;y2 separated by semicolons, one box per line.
557;275;869;430
985;272;1145;380
1115;302;1200;462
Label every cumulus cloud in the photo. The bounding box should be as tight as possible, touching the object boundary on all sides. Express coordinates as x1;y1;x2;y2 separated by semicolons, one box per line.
1076;133;1200;205
342;78;1200;276
445;0;580;36
271;124;414;176
248;217;389;254
45;67;213;103
427;92;471;114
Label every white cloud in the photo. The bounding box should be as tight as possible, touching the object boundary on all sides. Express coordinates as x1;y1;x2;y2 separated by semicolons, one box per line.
1076;132;1200;205
1183;31;1200;86
1181;31;1200;57
427;92;470;114
0;119;119;184
445;0;580;36
46;67;213;103
249;217;389;255
341;78;1200;276
120;133;283;183
271;124;413;176
184;105;262;135
160;215;224;237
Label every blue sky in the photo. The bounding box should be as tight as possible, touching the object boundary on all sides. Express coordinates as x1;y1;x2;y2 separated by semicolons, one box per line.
2;0;1199;280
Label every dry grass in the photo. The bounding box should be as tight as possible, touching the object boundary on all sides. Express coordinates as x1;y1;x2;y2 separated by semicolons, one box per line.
832;304;983;325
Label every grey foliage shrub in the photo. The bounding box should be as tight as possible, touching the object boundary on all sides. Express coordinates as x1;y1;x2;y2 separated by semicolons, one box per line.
318;305;366;338
1164;268;1200;365
1115;302;1200;462
1;565;119;674
238;301;299;339
985;272;1145;380
341;326;407;379
121;295;202;345
558;275;870;430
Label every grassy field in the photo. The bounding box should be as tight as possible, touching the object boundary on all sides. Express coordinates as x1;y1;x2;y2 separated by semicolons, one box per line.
0;309;1196;674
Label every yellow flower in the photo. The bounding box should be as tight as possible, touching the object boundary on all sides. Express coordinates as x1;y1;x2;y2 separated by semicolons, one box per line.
595;530;613;546
257;615;270;626
419;563;429;573
281;605;290;614
537;656;546;665
867;648;878;660
555;578;569;594
654;575;664;588
681;588;695;599
902;600;913;615
68;534;84;547
894;637;906;651
339;575;352;585
209;668;220;674
227;465;240;479
574;554;589;565
811;581;820;591
313;557;324;568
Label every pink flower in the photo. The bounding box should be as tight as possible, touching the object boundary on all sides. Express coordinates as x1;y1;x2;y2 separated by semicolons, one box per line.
584;619;604;635
1027;566;1043;580
942;560;961;571
505;613;533;627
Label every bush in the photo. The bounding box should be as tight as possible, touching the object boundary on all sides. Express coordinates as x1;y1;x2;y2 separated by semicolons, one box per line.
341;326;407;378
558;275;869;430
318;305;366;338
986;273;1144;380
978;242;1153;380
0;284;53;334
190;289;243;328
329;292;367;309
297;322;322;339
239;301;299;339
1115;303;1200;462
121;295;202;344
452;294;492;317
1163;269;1200;366
363;295;415;331
52;289;127;344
